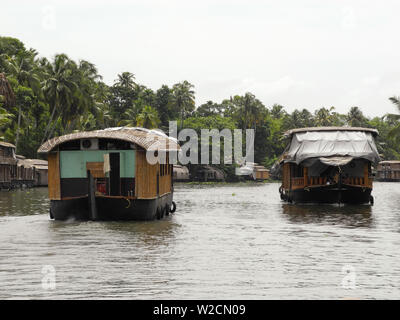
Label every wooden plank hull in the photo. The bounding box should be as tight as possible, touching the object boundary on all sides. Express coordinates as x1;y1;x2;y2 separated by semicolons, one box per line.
281;184;372;204
49;193;173;221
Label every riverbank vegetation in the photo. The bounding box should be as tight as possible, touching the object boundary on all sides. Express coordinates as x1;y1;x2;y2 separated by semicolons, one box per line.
1;36;400;169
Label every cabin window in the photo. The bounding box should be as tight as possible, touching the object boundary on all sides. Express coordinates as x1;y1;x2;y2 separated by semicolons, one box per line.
59;140;81;150
99;139;133;150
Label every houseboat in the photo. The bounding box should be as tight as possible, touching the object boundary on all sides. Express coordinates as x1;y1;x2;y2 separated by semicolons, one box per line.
1;141;48;189
194;165;225;182
236;162;270;180
173;164;190;182
37;127;180;221
0;141;17;189
278;127;380;204
376;161;400;181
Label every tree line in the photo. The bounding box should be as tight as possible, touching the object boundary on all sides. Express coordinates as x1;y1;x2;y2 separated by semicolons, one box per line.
1;36;400;170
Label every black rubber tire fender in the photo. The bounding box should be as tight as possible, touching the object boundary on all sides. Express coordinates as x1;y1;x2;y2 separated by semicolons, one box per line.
170;201;177;214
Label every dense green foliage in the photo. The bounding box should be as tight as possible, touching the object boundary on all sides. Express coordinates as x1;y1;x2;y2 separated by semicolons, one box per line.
0;36;400;167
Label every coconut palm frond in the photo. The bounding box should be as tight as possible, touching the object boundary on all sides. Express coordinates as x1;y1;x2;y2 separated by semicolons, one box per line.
0;73;15;106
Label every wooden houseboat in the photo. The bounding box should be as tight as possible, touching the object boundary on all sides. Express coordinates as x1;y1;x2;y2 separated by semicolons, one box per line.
1;142;47;189
173;164;190;182
194;165;225;182
37;127;180;221
23;159;48;186
279;127;380;204
376;161;400;182
253;165;270;181
0;141;17;189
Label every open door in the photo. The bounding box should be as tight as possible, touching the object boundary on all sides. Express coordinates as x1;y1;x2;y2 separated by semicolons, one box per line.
109;153;120;196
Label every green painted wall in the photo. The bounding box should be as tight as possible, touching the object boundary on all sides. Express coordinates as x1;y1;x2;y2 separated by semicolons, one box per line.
60;150;135;178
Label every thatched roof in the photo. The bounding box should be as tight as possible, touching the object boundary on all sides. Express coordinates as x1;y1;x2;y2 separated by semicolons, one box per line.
379;160;400;164
284;126;379;138
0;141;16;148
22;159;48;167
38;127;180;153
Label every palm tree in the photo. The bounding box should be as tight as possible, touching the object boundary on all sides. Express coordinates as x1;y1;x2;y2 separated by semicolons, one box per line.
2;50;41;93
62;59;102;133
388;96;400;139
41;54;78;142
0;73;15;106
0;102;13;128
171;81;195;130
136;105;160;129
2;52;42;151
0;73;15;141
235;92;264;131
115;72;136;89
347;106;366;127
389;96;400;116
314;107;337;126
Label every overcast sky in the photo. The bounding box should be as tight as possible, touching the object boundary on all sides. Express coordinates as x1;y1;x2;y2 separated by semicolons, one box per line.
1;0;400;117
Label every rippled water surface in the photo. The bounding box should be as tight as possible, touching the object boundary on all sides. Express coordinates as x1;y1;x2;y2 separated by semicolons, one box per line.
0;183;399;299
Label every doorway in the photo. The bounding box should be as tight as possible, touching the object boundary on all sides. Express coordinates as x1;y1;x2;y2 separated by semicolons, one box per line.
109;153;120;196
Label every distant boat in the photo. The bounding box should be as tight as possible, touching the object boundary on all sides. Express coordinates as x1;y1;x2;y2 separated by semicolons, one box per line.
38;127;180;220
194;165;225;182
237;162;270;180
278;127;380;205
173;164;190;182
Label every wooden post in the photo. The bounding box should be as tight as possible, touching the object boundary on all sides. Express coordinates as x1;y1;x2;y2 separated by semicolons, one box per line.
304;167;308;186
88;170;98;221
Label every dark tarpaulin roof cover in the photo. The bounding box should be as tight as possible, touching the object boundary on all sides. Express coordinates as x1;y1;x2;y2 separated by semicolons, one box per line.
283;130;380;165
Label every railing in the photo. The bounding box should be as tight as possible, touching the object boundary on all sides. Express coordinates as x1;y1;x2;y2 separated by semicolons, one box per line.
292;177;304;187
308;177;327;186
290;176;373;189
342;177;364;185
306;176;372;187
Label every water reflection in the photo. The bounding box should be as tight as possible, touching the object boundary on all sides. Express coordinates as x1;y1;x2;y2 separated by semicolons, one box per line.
47;216;181;248
281;203;374;228
0;188;49;216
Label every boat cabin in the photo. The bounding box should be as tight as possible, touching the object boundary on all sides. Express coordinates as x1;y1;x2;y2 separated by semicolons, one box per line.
38;127;180;220
279;127;380;204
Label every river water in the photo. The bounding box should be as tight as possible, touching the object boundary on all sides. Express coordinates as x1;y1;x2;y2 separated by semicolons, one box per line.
0;182;399;299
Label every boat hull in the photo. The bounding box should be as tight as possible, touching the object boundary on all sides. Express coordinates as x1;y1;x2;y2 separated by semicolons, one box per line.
281;184;372;204
50;193;173;221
